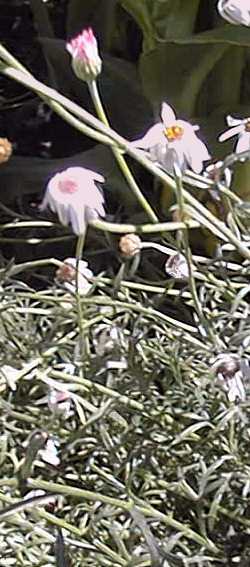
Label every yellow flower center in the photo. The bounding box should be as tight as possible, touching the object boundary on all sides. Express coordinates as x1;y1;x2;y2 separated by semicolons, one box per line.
164;125;184;141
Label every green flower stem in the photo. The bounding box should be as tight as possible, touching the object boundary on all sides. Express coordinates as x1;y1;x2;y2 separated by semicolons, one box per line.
175;169;211;338
89;218;200;233
25;478;218;553
49;369;144;412
75;233;86;359
1;45;250;258
88;79;158;222
0;221;55;229
9;258;63;276
0;59;114;148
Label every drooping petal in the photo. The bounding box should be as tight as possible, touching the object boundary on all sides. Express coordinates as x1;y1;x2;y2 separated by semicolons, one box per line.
161;102;176;127
218;124;244;142
235;131;250;153
226;115;244;127
132;123;165;149
185;137;211;173
41;166;105;235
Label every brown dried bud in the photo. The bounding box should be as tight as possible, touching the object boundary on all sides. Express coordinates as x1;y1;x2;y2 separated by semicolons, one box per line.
0;138;12;164
56;263;76;283
119;234;141;258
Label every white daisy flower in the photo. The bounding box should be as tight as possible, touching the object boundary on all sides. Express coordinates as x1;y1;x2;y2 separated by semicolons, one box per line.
131;102;210;175
219;115;250;154
40;166;105;235
55;257;93;295
217;0;250;26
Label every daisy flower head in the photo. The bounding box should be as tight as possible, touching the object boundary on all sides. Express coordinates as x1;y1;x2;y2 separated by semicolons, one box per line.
55;257;93;295
132;102;210;175
40;166;105;235
219;115;250;155
66;27;102;82
217;0;250;26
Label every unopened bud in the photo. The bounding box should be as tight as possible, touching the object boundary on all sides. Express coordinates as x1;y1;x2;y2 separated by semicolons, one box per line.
0;138;12;164
119;234;141;258
66;27;102;82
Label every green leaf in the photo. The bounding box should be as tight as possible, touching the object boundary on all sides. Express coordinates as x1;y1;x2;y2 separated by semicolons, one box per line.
172;24;250;46
150;0;201;40
140;42;227;115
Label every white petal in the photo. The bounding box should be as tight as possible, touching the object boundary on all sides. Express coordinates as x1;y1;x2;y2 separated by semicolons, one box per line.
161;102;176;126
218;124;245;142
217;0;250;26
192;144;210;172
132;123;165;149
235;131;250;152
226;115;244;127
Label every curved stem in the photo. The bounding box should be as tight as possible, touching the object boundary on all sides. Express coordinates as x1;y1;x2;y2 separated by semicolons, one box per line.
88;79;158;222
75;233;86;359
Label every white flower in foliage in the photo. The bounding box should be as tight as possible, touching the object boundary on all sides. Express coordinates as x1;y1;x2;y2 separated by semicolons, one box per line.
41;167;105;235
217;0;250;26
219;115;250;154
55;257;93;295
132;102;210;175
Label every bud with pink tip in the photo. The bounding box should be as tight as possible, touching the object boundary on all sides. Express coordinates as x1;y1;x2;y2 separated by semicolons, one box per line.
66;27;102;83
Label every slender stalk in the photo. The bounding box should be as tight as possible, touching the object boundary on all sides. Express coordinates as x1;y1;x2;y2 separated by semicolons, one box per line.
174;169;213;340
88;79;158;222
75;233;86;359
0;45;250;258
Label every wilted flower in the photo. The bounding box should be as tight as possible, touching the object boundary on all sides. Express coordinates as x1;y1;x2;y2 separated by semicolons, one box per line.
165;253;189;279
211;354;246;402
204;160;232;189
132;102;210;174
56;257;93;295
217;0;250;26
40;167;105;235
219;115;250;154
0;137;12;164
66;27;102;82
119;234;141;258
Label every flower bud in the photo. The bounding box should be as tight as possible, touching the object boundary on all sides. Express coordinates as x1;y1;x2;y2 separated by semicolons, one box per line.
0;137;12;164
66;27;102;83
119;234;141;258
